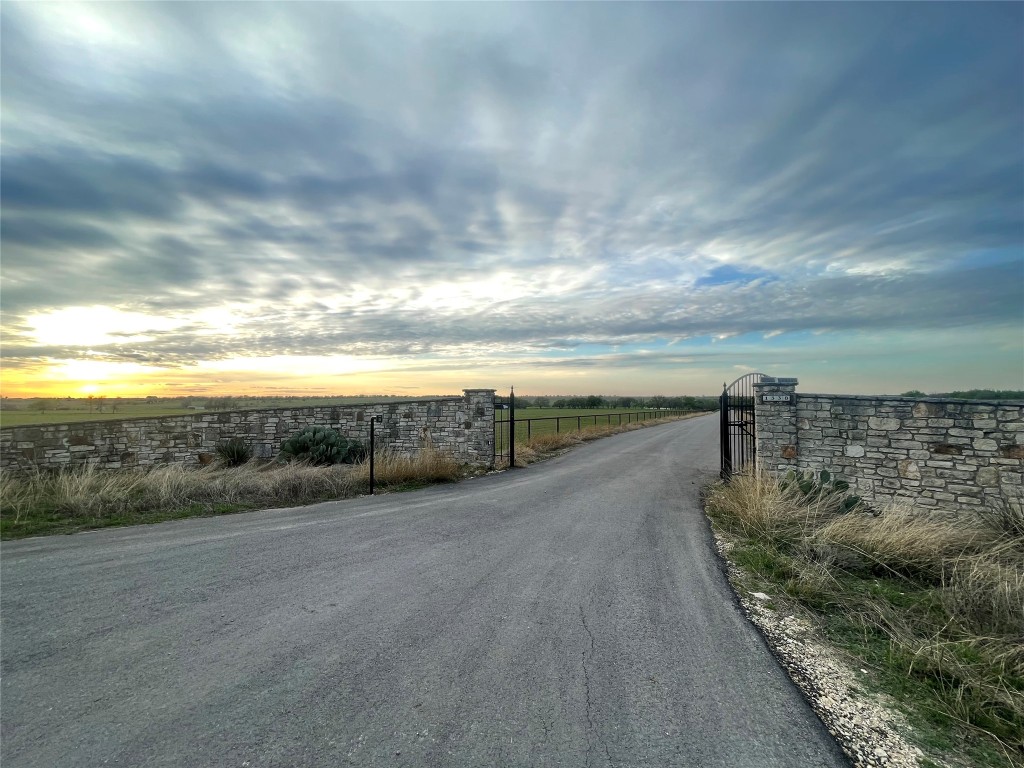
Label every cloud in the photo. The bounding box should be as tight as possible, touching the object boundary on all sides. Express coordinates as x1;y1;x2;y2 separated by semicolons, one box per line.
0;2;1021;393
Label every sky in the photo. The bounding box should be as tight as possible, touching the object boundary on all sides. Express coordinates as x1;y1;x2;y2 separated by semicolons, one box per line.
1;2;1022;399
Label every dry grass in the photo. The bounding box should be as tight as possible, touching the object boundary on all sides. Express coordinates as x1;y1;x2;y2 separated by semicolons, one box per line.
705;472;1024;765
0;448;465;538
814;503;998;580
704;471;852;545
353;448;462;487
943;544;1024;638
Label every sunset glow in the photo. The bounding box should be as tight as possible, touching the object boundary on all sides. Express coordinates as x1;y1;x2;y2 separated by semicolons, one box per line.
1;3;1021;398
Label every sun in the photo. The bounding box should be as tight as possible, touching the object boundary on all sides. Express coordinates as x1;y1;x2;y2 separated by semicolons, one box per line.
80;383;100;395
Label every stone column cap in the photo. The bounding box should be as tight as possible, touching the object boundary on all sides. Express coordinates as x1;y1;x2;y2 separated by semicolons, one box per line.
753;377;798;386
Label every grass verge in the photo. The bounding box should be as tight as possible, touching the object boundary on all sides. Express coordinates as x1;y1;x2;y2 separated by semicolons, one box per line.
0;448;463;539
705;473;1024;768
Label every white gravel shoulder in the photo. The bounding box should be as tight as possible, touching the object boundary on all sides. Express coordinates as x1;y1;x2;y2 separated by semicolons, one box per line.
713;534;948;768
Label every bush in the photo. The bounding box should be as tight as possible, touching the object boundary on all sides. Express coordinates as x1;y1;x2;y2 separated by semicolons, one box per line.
780;469;863;513
216;438;252;467
279;426;364;465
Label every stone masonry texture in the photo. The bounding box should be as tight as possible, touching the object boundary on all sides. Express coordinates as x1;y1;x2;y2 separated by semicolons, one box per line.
753;378;1024;514
0;390;497;473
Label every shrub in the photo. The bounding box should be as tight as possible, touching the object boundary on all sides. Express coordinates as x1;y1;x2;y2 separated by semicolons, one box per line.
216;438;252;467
279;426;364;465
780;469;863;513
345;439;369;464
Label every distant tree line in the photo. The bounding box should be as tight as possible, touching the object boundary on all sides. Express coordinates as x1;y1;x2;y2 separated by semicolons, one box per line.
901;389;1024;401
514;395;718;410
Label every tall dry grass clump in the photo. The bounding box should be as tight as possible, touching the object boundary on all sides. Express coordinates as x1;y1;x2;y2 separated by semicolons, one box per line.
943;545;1024;638
704;472;850;545
353;448;462;488
813;503;998;580
528;432;584;451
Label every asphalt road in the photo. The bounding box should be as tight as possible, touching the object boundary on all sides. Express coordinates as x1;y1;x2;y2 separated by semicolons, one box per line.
1;415;849;767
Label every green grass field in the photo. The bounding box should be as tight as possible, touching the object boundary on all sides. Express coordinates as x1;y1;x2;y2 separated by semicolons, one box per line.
0;396;427;429
0;405;191;428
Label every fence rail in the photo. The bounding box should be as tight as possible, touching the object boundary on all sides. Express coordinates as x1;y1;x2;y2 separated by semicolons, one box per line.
494;407;698;464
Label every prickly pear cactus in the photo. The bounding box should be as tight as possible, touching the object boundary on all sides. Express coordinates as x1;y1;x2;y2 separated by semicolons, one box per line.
279;426;347;465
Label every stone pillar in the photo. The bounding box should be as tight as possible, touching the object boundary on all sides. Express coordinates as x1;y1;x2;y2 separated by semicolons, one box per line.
753;377;799;474
463;389;497;466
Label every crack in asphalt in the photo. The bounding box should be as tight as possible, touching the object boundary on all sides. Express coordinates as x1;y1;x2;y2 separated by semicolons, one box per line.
580;605;598;767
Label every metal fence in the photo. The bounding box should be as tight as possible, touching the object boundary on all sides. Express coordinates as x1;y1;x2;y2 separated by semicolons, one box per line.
494;388;696;466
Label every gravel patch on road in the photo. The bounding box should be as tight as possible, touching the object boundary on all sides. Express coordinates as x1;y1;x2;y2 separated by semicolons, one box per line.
713;535;945;768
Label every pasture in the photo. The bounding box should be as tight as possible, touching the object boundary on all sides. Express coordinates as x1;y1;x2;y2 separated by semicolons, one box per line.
0;395;420;429
496;406;705;448
0;404;187;428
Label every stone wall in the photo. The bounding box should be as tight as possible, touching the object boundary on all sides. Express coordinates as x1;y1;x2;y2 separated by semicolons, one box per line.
0;389;496;473
753;377;1024;512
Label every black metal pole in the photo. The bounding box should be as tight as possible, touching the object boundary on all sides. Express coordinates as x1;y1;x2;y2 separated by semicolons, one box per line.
369;415;380;494
720;383;732;480
509;386;515;468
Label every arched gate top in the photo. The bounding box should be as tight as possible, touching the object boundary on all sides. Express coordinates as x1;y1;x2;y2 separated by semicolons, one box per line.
722;372;768;395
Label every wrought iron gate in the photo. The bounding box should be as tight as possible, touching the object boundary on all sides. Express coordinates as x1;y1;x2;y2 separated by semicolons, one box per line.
494;388;514;466
720;372;766;479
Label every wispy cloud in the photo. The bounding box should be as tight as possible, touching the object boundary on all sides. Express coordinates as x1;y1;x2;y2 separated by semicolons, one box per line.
1;2;1021;395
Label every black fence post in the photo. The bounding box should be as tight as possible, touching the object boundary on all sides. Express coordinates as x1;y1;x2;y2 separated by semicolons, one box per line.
508;386;515;468
369;415;382;494
720;384;732;480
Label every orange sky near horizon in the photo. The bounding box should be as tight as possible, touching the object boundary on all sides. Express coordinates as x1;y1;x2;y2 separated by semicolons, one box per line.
0;352;735;400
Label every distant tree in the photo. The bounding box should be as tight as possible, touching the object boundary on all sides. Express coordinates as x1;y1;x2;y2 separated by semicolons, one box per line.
30;398;48;413
532;396;551;408
901;390;927;398
937;389;1024;401
96;396;106;413
207;397;239;411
